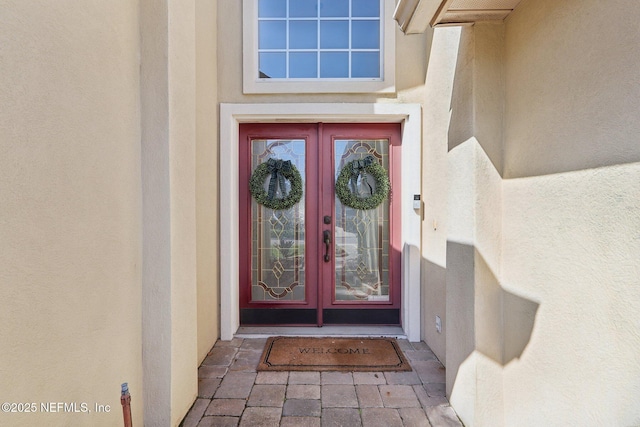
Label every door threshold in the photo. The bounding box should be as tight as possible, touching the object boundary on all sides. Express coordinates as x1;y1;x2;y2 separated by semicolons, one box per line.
235;325;406;339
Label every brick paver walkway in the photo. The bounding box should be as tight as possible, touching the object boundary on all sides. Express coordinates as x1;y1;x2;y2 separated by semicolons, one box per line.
180;338;463;426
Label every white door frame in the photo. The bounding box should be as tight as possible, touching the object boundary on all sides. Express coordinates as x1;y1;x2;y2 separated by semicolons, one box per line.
220;103;422;341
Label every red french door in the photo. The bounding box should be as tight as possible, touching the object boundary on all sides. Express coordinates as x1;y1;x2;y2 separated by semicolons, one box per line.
239;123;401;326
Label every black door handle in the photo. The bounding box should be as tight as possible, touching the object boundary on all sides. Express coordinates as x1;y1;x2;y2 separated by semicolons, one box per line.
323;230;331;262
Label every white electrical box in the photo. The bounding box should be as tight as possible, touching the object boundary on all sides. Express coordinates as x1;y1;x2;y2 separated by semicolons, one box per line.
413;194;421;209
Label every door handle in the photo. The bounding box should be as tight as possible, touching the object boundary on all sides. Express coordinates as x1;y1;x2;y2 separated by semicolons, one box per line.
323;230;331;262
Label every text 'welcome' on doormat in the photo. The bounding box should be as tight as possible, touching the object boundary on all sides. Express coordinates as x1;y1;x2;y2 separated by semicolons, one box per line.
257;336;412;372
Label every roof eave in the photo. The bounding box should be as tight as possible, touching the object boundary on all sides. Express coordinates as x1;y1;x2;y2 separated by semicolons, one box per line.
394;0;523;31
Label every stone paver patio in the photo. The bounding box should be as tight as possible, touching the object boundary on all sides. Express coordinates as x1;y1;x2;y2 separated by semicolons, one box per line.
180;338;463;427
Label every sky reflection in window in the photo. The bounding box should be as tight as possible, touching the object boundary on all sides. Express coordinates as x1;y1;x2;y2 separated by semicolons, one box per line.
258;0;381;79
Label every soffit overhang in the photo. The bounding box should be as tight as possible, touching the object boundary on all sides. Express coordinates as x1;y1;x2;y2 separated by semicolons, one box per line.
394;0;523;33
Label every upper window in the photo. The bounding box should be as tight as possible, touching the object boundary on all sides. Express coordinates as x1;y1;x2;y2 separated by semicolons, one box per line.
243;0;396;94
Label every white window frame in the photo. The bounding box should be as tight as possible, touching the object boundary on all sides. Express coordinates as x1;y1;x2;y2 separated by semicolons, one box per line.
243;0;396;94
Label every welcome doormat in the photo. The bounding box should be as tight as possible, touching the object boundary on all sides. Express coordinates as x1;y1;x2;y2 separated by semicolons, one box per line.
257;336;411;372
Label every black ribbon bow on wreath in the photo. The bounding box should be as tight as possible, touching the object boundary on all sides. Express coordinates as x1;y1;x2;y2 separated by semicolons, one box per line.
350;155;375;196
266;158;293;200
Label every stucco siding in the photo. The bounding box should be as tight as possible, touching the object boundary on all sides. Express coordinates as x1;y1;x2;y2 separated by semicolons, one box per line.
0;1;143;426
501;0;640;425
196;0;220;364
504;0;640;178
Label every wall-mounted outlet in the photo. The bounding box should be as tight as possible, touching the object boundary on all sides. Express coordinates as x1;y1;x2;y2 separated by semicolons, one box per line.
435;315;442;334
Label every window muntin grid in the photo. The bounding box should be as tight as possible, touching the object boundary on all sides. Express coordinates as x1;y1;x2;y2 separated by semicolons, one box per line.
258;0;382;80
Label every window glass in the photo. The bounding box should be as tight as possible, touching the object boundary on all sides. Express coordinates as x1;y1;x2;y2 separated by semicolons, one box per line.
352;0;379;17
259;0;286;17
259;20;286;49
320;20;349;49
290;52;318;78
320;52;348;77
352;20;379;49
352;52;379;78
319;0;349;17
259;52;286;78
290;21;317;49
250;0;392;89
290;0;318;17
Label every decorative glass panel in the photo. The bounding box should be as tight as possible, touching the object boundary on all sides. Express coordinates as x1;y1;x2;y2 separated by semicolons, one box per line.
251;139;306;302
334;139;390;302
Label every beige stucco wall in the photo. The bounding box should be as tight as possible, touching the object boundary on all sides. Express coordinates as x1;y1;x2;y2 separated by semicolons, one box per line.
141;0;211;424
420;26;460;364
499;0;640;425
0;2;143;426
444;23;511;426
438;0;640;425
503;0;640;178
166;2;198;423
446;137;506;426
1;1;218;425
196;0;220;366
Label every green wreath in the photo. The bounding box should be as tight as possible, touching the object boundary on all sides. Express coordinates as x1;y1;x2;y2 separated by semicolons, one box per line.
250;158;303;210
336;155;390;210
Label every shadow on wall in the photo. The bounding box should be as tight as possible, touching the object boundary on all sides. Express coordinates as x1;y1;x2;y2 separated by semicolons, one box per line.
395;27;433;93
428;14;640;424
447;25;505;178
441;24;539;376
445;242;539;391
421;257;447;362
447;21;640;180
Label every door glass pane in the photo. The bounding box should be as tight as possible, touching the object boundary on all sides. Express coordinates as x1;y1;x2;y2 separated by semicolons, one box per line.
334;139;390;302
251;139;306;302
